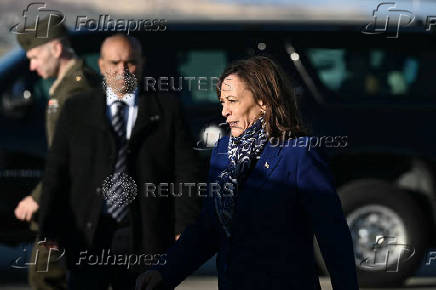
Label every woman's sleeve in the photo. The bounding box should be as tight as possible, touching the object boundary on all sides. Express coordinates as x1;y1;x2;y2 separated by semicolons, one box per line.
296;146;359;290
154;144;222;288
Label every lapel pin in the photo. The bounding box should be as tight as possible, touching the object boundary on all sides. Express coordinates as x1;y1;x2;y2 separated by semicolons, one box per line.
264;162;270;168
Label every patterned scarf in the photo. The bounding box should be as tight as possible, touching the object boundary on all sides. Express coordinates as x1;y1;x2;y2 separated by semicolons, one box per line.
214;116;268;237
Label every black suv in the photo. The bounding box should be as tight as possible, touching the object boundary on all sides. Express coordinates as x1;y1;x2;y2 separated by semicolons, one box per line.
1;22;435;287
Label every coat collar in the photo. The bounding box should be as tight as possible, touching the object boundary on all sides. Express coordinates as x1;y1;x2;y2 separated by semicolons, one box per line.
49;58;79;96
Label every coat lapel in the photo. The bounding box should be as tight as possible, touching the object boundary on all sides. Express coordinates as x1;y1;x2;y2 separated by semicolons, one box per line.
79;88;117;182
244;142;283;191
82;89;160;135
129;92;161;146
217;137;283;191
80;89;162;161
82;88;112;132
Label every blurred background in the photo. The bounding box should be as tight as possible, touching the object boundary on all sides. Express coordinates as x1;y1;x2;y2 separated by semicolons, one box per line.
1;0;436;289
2;0;435;56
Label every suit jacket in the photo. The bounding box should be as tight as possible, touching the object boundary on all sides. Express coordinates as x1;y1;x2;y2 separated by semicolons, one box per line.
155;136;359;290
38;87;202;267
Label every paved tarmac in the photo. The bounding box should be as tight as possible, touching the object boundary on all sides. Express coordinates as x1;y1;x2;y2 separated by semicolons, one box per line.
2;276;436;290
178;276;436;290
2;245;436;289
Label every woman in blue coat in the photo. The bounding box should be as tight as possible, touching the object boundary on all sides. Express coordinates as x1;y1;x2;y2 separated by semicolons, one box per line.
136;56;359;290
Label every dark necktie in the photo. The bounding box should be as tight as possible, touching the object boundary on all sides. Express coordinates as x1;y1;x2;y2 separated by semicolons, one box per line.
107;100;129;222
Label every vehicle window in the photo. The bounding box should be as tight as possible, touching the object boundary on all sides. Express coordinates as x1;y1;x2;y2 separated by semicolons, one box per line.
81;53;100;74
177;50;227;106
305;48;436;103
80;50;227;107
1;53;100;121
0;72;51;119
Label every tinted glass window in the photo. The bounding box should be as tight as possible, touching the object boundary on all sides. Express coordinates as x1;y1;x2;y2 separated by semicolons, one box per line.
305;48;436;103
178;50;227;106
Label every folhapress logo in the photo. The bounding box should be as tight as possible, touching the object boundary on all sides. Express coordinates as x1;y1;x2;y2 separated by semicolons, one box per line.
9;2;65;38
359;236;415;272
362;2;415;38
10;238;65;272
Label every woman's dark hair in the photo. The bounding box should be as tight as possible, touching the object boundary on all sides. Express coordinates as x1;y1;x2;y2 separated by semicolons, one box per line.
216;55;307;139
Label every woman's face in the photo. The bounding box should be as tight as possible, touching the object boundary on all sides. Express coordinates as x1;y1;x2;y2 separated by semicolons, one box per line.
219;74;265;137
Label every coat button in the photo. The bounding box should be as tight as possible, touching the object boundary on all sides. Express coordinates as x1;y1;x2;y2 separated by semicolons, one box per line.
86;222;93;230
96;187;101;194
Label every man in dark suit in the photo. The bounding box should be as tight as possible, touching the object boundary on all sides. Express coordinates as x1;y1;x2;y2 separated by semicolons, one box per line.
38;34;201;290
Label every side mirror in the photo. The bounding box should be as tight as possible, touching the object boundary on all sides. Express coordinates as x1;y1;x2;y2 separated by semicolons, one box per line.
1;78;33;119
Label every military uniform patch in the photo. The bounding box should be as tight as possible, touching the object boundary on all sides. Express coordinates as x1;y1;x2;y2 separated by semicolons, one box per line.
48;98;59;113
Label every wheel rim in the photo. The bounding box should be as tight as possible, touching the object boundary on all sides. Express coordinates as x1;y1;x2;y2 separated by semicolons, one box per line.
347;204;410;271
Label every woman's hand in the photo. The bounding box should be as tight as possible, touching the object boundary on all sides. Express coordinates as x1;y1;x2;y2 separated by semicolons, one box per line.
135;270;164;290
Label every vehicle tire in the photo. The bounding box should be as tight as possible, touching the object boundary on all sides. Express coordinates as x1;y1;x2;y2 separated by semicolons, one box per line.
331;179;429;287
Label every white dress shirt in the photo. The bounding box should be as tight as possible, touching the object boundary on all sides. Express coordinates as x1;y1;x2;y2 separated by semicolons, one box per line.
106;87;138;140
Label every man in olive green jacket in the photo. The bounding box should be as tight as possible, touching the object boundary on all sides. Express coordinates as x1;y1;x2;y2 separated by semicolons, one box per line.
13;18;100;290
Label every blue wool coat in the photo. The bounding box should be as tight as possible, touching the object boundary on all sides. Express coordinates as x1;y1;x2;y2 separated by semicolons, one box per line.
157;136;359;290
